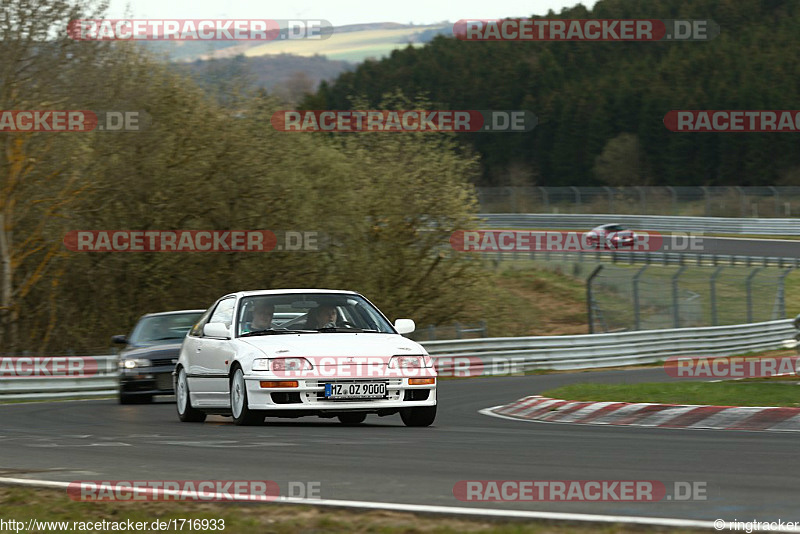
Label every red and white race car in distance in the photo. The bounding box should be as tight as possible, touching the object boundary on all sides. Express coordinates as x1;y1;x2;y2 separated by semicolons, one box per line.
584;223;636;249
175;289;437;427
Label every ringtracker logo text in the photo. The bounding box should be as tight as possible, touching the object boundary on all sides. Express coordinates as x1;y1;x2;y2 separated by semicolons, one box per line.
665;110;800;132
68;481;279;501
68;19;331;40
0;110;145;132
454;480;708;502
0;357;98;377
63;231;320;252
450;230;662;252
271;110;537;132
454;19;719;41
665;356;800;378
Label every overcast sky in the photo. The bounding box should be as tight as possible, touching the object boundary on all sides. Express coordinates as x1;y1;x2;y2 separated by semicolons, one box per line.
106;0;598;27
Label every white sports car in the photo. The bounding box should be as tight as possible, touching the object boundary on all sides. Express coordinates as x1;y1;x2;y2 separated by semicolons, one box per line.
174;289;437;426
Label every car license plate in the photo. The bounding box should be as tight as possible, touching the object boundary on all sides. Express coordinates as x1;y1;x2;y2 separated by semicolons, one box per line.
324;382;387;399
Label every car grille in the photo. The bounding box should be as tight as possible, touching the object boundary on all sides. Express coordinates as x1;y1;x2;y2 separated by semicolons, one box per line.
151;358;177;367
156;374;174;391
303;379;403;403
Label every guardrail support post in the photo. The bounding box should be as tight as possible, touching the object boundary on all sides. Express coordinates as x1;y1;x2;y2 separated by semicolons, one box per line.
775;268;792;319
746;267;762;323
604;186;614;213
666;186;677;215
538;186;549;211
769;185;779;217
710;266;724;326
672;266;686;328
587;265;603;334
570;186;581;210
633;265;648;330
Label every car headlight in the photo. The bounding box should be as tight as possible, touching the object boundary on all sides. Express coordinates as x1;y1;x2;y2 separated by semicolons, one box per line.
119;358;151;369
388;355;432;369
252;358;314;372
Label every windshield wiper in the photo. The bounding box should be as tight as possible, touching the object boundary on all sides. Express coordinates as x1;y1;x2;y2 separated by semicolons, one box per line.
316;326;368;333
240;328;317;337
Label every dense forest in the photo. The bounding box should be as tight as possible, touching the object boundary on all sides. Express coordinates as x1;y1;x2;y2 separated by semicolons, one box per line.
301;0;800;187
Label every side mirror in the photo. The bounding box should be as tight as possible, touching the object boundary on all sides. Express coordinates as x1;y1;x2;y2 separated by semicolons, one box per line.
203;322;230;339
111;335;128;345
394;319;415;335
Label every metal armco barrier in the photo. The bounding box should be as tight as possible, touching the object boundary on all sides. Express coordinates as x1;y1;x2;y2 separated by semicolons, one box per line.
422;319;794;374
480;249;800;268
480;213;800;235
0;355;118;401
0;320;793;399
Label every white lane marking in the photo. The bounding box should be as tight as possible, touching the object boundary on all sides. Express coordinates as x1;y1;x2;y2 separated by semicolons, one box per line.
0;476;724;530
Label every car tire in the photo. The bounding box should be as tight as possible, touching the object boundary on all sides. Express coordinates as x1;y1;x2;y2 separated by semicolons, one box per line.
230;366;263;426
176;367;206;422
338;413;367;425
400;405;436;427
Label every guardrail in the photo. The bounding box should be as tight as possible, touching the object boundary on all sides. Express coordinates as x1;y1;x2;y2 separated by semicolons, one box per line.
0;355;118;401
423;319;795;374
480;249;800;268
480;213;800;235
0;320;794;400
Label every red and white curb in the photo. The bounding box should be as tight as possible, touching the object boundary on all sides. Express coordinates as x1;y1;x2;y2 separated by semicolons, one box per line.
483;396;800;432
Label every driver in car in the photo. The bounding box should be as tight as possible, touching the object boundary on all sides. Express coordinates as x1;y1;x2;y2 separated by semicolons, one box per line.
305;304;338;329
241;300;275;334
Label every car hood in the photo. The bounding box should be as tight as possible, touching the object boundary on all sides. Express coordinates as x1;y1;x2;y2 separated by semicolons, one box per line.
240;333;426;357
120;342;183;359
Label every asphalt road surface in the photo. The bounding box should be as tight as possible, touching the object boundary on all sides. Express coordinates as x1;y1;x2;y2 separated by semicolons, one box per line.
0;369;796;523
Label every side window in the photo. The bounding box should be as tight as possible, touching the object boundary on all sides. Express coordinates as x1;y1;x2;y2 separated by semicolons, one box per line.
208;298;235;328
189;307;214;337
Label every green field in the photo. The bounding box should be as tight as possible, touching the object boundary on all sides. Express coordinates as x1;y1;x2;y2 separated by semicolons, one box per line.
541;380;800;408
244;25;445;62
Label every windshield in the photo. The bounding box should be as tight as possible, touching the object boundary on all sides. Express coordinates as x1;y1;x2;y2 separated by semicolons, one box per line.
236;293;395;336
128;312;204;346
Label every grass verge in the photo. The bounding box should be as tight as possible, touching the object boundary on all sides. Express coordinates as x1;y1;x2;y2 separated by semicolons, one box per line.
540;381;800;408
0;486;709;533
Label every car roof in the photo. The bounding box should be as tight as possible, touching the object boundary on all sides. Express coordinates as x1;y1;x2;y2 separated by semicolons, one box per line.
141;309;206;318
224;289;360;299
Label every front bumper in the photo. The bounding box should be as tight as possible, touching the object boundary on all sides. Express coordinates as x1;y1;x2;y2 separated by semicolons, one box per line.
120;366;175;395
244;376;436;411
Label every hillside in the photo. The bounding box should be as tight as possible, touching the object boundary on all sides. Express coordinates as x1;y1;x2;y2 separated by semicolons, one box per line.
302;0;800;188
